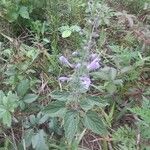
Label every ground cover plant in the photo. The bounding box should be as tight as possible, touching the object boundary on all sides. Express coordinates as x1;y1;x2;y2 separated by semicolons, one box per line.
0;0;150;149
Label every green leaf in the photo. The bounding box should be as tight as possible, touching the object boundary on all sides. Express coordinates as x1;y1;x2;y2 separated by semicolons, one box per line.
44;101;66;117
0;91;5;103
109;67;117;80
23;94;38;103
24;129;34;147
31;130;48;150
29;115;36;125
70;25;81;32
39;115;49;124
7;91;19;110
92;67;117;81
2;111;12;127
64;111;79;143
120;66;133;74
59;25;70;32
62;30;72;38
91;68;110;81
80;96;108;111
106;83;117;94
19;6;30;19
17;79;30;97
83;111;107;135
50;91;70;101
0;106;6;118
113;79;123;86
7;11;19;22
99;28;106;47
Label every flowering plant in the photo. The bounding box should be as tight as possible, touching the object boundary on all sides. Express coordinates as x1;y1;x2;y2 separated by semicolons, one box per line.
59;52;101;90
43;1;109;146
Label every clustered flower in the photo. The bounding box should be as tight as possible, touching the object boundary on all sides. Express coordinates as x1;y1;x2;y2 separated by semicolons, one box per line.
58;52;101;90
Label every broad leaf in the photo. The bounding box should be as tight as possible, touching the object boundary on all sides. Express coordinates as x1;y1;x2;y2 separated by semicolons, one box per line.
92;67;117;81
2;111;12;127
70;25;81;32
0;106;6;118
80;96;108;111
50;91;70;101
64;110;79;143
39;114;49;124
17;79;30;97
106;83;117;94
109;67;117;80
23;94;38;103
0;91;5;103
31;130;48;150
62;30;72;38
19;6;30;19
24;129;34;147
44;101;66;117
83;111;107;135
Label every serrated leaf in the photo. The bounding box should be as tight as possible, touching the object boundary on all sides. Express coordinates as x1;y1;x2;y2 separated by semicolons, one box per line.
50;91;70;101
92;71;110;81
2;111;12;127
109;67;117;80
7;91;19;103
23;94;38;103
44;101;66;117
29;115;36;125
39;115;49;124
83;111;107;135
19;6;30;19
99;28;106;47
64;110;79;143
106;83;117;94
24;129;34;147
92;67;117;81
31;130;48;150
17;79;30;97
7;11;19;22
62;30;72;38
80;96;108;111
0;91;5;103
0;106;6;119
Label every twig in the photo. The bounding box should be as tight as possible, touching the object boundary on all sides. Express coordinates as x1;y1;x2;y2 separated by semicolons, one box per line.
11;128;18;150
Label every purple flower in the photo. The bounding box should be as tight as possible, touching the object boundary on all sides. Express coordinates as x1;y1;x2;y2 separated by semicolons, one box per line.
59;56;73;67
90;53;98;61
58;77;70;82
87;57;101;71
80;76;91;89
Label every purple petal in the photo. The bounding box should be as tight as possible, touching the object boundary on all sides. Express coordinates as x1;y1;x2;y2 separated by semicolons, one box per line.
80;76;91;89
90;53;98;61
58;77;69;82
59;56;72;67
87;57;101;71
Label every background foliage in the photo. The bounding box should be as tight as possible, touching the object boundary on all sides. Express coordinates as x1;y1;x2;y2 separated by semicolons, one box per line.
0;0;150;149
